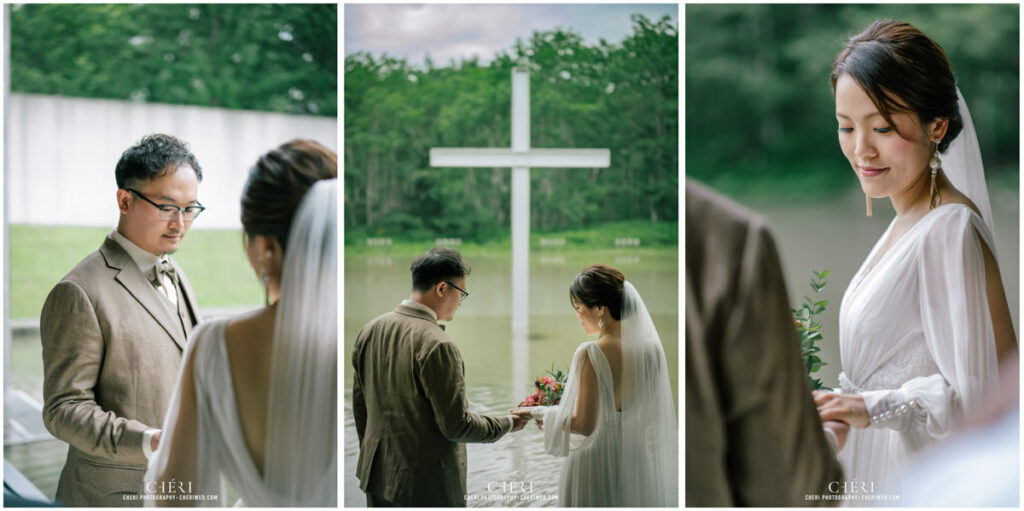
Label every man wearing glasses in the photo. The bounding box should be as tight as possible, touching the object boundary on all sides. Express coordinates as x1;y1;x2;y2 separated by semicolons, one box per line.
40;134;204;506
352;247;530;507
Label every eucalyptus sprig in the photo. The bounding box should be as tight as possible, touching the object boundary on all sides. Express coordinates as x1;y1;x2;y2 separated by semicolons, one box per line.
793;270;832;391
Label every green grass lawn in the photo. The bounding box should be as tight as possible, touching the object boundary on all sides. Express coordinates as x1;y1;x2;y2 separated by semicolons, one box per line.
9;225;262;320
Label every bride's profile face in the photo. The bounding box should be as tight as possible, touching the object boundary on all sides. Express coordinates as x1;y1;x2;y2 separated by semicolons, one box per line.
835;75;941;200
573;301;601;335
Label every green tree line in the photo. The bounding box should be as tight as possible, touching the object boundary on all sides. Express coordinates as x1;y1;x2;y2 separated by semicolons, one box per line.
345;15;678;243
10;4;337;116
686;4;1018;197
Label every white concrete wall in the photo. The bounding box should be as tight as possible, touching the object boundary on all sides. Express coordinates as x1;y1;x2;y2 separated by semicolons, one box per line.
6;93;337;229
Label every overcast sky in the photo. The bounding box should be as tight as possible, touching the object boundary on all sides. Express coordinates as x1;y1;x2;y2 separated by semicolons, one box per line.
345;4;677;67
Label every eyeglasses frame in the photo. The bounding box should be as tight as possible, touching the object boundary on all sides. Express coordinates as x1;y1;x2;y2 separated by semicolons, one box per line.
126;188;206;221
444;280;469;301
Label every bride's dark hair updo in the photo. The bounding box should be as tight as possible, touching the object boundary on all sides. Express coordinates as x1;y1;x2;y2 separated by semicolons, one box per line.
831;20;962;153
570;264;626;320
241;139;337;251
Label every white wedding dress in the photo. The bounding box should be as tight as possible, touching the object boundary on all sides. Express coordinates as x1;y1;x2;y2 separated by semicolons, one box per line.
536;282;677;507
144;180;337;507
835;90;1002;504
837;203;1000;502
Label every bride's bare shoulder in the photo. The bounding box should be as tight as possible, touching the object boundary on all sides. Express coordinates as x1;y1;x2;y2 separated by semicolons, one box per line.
225;307;275;354
939;187;981;217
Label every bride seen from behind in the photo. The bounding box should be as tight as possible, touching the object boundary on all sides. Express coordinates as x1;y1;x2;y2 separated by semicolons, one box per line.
144;140;338;506
813;20;1017;502
514;264;677;507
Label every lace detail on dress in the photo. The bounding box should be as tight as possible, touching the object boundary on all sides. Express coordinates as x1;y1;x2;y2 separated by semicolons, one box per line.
859;333;940;391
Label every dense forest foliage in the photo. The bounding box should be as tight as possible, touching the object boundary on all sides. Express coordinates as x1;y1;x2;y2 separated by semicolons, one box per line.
345;15;678;243
686;4;1018;197
10;4;337;116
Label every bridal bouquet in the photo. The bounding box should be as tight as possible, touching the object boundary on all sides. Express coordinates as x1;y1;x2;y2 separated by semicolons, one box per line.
518;364;568;407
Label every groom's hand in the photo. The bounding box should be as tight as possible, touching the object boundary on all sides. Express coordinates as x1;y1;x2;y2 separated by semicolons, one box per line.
151;430;162;451
510;412;530;432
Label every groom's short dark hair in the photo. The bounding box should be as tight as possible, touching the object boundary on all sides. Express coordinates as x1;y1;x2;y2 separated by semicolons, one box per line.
115;134;203;189
411;247;470;292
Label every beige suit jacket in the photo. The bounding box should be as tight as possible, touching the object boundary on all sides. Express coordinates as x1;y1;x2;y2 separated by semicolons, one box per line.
40;236;200;506
685;180;843;506
352;303;511;506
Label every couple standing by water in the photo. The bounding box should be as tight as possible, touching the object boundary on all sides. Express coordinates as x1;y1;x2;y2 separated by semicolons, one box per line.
39;134;337;506
352;250;678;507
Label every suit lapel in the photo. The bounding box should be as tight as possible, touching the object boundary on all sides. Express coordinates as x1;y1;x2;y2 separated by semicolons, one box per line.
100;238;187;351
166;258;198;329
171;258;202;326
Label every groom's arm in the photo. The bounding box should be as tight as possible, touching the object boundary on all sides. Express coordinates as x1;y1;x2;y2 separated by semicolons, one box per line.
419;341;512;443
40;280;150;465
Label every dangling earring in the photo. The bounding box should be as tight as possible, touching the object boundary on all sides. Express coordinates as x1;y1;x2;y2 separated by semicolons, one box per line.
598;312;604;331
929;147;942;210
865;194;872;217
257;250;272;305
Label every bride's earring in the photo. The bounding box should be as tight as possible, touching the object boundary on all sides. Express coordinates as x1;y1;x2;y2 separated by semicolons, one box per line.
865;193;872;217
257;250;272;305
598;312;604;331
929;146;942;209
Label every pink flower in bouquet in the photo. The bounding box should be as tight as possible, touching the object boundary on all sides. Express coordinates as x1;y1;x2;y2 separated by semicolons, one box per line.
520;364;568;407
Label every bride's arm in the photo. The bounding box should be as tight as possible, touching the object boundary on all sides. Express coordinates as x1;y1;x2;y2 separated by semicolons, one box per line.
978;231;1017;362
569;351;599;436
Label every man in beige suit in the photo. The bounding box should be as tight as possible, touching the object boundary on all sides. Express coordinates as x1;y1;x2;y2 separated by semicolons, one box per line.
41;134;204;506
685;180;846;506
353;247;530;507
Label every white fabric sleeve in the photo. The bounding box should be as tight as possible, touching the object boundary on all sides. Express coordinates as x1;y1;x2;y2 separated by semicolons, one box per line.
542;344;591;457
142;429;158;460
864;208;999;438
530;406;552;420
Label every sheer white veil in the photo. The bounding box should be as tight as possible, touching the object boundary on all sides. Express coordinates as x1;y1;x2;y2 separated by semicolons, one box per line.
944;88;995;242
540;281;677;506
263;178;338;505
619;281;678;506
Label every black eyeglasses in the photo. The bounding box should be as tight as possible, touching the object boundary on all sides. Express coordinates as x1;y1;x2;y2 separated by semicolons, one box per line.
127;188;205;221
445;281;469;302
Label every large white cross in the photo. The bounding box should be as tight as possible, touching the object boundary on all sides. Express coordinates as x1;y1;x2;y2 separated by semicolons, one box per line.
430;66;610;377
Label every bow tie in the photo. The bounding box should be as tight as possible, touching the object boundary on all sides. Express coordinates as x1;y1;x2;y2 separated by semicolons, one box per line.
153;260;178;287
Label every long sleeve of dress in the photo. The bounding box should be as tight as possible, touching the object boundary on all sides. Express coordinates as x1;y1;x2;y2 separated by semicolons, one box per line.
861;208;999;439
541;345;590;457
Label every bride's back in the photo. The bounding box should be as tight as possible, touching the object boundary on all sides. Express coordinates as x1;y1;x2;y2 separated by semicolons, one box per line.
596;338;623;412
224;308;276;475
